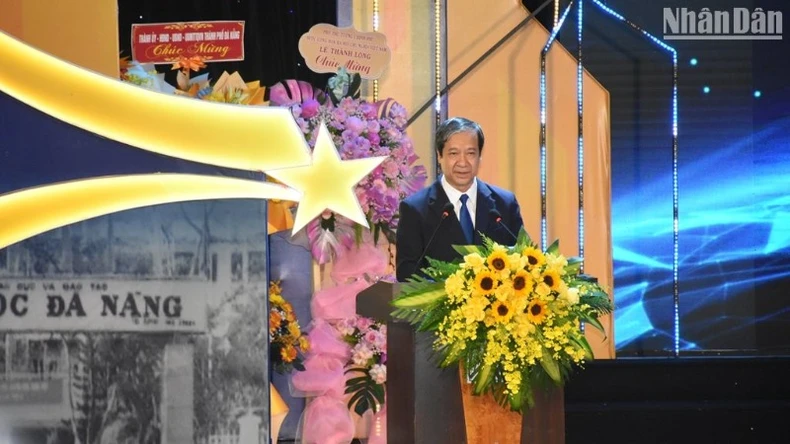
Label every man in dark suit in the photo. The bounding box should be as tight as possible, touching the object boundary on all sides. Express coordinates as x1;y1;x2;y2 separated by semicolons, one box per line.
396;117;525;282
390;117;526;443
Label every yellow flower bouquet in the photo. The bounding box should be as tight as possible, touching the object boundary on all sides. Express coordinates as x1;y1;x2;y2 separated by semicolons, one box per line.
269;281;310;374
391;229;613;412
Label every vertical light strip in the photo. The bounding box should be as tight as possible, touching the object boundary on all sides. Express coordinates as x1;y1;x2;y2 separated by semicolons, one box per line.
539;1;575;250
672;52;679;356
577;0;584;272
434;0;442;115
589;0;680;356
372;0;380;101
433;0;443;177
554;0;561;29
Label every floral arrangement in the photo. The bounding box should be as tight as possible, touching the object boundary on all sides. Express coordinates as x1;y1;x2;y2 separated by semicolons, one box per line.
270;69;427;262
336;316;387;415
120;55;265;105
391;229;613;412
269;281;310;374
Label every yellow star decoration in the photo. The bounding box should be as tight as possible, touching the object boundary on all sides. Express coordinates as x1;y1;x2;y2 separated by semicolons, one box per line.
267;121;386;234
0;31;381;249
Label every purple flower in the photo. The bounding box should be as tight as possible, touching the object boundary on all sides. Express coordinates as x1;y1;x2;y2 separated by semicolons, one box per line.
301;98;320;118
383;160;400;179
345;116;366;135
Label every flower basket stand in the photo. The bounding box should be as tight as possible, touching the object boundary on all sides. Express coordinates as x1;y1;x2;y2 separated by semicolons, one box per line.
357;282;566;444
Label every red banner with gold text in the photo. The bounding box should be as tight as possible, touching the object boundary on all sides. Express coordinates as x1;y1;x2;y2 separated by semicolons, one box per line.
131;21;245;64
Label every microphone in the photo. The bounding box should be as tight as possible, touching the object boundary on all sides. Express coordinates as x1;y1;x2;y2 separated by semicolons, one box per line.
413;202;455;276
489;208;518;244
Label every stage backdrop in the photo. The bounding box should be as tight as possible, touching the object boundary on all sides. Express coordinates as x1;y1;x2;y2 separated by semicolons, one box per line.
346;0;615;358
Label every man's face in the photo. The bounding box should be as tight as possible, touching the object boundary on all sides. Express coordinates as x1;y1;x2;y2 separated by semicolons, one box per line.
438;131;481;192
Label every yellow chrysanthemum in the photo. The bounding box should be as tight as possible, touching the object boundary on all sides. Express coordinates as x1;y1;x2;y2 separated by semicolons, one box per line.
508;253;523;271
270;293;285;305
462;253;486;270
288;322;301;338
494;281;513;301
513;315;536;338
486;249;510;272
473;270;498;295
546;252;568;271
298;335;310;352
489;300;515;323
445;272;466;298
512;269;532;297
461;295;490;323
525;299;548;324
521;246;546;270
541;269;562;292
280;345;298;363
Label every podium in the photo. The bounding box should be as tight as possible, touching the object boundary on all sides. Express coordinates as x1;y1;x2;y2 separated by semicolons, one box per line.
357;281;566;444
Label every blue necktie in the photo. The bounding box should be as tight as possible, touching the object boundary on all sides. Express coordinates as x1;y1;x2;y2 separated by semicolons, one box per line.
459;194;474;244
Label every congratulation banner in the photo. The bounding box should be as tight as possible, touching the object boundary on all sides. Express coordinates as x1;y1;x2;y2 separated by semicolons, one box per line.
131;20;245;63
299;24;391;79
0;279;207;332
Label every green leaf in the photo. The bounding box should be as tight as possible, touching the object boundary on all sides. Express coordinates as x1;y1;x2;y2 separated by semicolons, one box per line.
354;223;363;246
473;363;494;395
570;336;594;360
516;227;533;247
371;383;386;405
509;386;524;412
391;284;447;309
452;244;483;256
579;312;606;335
546;239;560;254
440;341;465;368
348;388;368;410
373;224;381;245
345;376;369;386
539;348;562;383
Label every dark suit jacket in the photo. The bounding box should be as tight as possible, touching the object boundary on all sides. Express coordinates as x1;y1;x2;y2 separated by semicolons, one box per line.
396;179;525;281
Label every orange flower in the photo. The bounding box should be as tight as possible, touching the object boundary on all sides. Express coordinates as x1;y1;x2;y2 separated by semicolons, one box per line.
280;345;298;363
119;55;131;73
269;311;283;332
171;55;206;72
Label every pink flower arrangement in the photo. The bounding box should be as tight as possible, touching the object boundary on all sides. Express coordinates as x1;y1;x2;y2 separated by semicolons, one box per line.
269;78;427;263
336;316;387;415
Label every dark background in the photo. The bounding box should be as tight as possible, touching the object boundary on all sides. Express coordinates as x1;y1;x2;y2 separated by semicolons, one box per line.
521;0;790;355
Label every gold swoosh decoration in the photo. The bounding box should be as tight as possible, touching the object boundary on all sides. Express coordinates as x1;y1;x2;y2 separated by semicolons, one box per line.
0;174;300;249
0;30;311;172
0;30;379;249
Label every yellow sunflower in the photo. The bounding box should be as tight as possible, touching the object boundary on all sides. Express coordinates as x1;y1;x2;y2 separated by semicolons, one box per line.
474;270;498;295
512;269;532;297
486;249;510;272
489;300;515;323
522;246;546;270
525;300;548;324
541;269;562;292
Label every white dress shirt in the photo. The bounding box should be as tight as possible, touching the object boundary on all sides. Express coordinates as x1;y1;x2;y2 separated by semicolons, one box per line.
441;175;478;228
